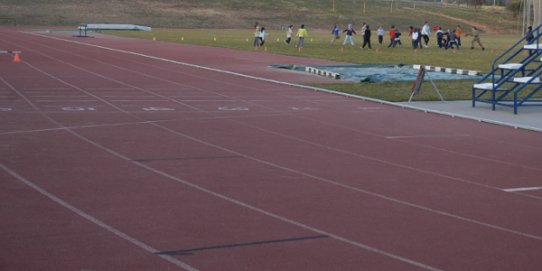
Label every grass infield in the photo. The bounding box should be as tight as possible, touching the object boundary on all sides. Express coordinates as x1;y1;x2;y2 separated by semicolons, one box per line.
108;28;528;102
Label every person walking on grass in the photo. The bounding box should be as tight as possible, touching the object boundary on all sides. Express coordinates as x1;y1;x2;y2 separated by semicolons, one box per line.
436;27;445;48
330;24;340;45
258;27;267;47
285;25;293;45
362;25;372;49
455;25;462;47
360;22;367;46
377;25;385;46
421;21;431;48
296;24;308;49
393;28;403;47
411;28;420;49
387;25;396;48
446;29;459;50
342;24;357;46
253;22;261;49
468;26;485;50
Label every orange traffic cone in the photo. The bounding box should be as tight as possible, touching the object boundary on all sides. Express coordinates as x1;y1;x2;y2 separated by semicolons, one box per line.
13;52;21;62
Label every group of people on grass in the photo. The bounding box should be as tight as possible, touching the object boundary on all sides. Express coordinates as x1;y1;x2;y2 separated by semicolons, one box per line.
253;22;308;50
335;22;485;51
253;21;489;51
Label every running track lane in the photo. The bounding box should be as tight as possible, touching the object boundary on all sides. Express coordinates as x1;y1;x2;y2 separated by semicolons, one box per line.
1;28;542;270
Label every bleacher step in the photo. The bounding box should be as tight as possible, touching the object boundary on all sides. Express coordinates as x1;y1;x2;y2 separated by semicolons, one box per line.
498;63;523;70
513;76;541;83
473;83;497;90
524;43;542;50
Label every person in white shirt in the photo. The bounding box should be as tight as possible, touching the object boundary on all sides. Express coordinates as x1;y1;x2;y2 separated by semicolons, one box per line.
376;25;385;46
285;25;293;45
421;21;431;48
258;27;267;46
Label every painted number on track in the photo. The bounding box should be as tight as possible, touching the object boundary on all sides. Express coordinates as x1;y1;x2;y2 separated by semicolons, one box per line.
218;106;249;111
291;107;319;111
143;107;175;111
62;107;96;111
0;107;13;112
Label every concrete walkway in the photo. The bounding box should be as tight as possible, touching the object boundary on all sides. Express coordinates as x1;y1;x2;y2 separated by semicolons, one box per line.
398;100;542;132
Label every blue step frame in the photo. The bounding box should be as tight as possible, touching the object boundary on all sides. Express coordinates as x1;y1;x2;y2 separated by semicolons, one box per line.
472;24;542;114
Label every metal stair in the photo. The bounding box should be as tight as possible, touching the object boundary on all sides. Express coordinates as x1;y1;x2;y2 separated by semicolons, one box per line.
472;24;542;114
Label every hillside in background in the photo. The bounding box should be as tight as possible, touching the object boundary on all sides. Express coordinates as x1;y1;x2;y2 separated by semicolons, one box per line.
0;0;521;33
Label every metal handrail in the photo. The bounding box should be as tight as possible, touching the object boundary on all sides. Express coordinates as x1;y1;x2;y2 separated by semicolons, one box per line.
478;24;542;87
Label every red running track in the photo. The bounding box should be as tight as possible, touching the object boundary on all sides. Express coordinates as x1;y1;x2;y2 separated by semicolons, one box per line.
1;27;542;271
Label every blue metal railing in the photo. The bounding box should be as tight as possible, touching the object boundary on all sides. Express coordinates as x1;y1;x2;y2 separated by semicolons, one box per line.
473;24;542;113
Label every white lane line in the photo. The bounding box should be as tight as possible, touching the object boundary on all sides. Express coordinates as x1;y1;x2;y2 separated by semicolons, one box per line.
35;100;98;103
67;132;443;271
385;134;470;139
18;32;542;252
503;186;542;192
100;96;157;98
28;95;89;98
109;100;170;102
0;60;443;270
0;163;199;271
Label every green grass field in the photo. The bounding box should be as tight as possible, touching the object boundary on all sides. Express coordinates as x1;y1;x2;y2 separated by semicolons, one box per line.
108;28;529;102
1;0;520;31
110;28;523;71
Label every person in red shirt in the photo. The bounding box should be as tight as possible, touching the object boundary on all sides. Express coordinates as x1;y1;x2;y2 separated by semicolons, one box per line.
387;25;396;48
455;25;462;47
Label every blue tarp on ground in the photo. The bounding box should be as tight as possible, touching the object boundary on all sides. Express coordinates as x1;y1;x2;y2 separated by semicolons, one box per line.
271;64;480;83
313;64;479;82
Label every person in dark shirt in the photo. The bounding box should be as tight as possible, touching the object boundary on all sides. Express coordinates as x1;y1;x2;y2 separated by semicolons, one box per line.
526;26;535;44
362;25;372;49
